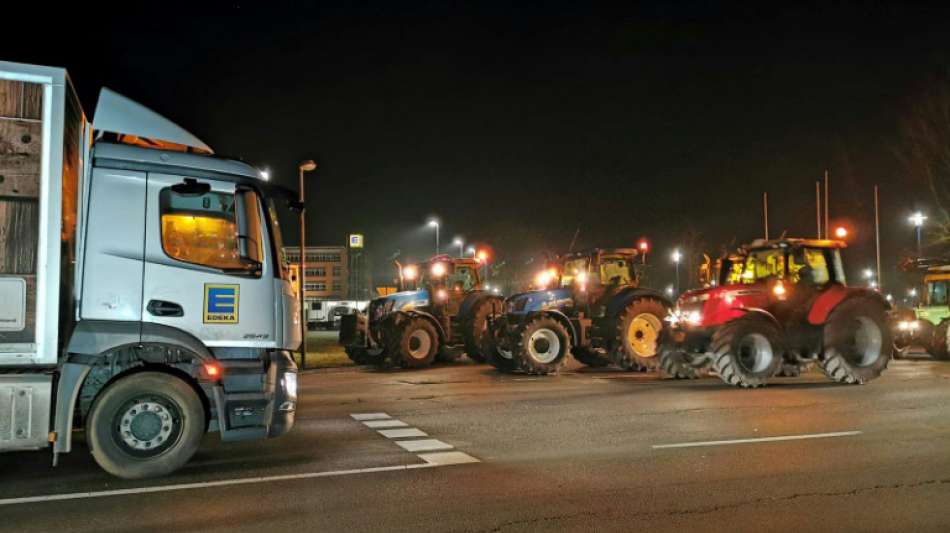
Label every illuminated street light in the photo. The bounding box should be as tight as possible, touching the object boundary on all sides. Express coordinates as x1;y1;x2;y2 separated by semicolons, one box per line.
908;212;927;256
671;249;682;295
908;288;918;297
453;237;464;258
466;245;476;257
665;285;674;296
863;268;874;280
427;219;440;255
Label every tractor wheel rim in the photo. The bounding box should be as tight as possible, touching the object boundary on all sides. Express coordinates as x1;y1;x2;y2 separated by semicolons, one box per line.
408;329;432;359
847;316;883;367
737;333;775;374
528;328;560;364
628;313;662;358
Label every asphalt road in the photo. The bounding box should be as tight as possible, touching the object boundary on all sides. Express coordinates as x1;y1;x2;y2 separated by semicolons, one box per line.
3;353;950;532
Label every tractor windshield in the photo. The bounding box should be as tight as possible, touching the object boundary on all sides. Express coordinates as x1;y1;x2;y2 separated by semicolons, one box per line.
739;249;785;284
561;257;589;287
739;246;842;286
789;247;832;286
928;280;949;306
447;264;478;292
599;257;633;285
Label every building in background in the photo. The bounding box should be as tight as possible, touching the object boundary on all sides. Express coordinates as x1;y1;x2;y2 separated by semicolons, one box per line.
284;234;372;304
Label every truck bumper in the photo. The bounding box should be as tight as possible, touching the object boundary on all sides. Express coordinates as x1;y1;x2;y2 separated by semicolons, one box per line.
207;350;297;442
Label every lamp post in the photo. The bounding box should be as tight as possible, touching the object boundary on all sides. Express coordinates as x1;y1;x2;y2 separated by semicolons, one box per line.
671;249;682;296
908;212;927;257
453;237;464;258
466;245;476;257
298;160;317;369
428;219;440;255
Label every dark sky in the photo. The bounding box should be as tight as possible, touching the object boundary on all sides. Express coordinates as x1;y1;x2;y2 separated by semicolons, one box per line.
8;2;950;293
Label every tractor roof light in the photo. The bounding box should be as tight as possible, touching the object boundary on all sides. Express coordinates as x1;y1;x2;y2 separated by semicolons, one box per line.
402;265;419;280
431;262;447;277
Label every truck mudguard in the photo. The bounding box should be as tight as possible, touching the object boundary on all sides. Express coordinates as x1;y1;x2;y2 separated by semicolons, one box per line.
67;320;214;361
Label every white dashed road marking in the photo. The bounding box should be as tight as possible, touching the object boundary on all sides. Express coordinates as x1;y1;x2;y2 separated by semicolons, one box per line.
396;439;455;453
378;428;428;439
652;430;863;450
363;420;409;429
350;413;391;421
419;451;481;466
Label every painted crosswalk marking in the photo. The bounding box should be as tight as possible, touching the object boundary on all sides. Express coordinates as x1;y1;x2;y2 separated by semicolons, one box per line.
378;428;428;439
363;419;409;429
350;412;479;464
395;439;455;453
350;413;391;421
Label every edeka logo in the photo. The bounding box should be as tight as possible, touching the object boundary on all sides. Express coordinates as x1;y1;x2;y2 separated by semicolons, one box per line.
204;284;240;324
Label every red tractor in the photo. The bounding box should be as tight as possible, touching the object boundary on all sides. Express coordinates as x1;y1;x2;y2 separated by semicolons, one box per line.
661;238;892;388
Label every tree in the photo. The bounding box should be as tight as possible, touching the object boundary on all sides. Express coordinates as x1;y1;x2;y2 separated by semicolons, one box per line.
897;73;950;246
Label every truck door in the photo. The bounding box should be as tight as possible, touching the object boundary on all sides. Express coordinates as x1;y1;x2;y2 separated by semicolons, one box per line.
141;173;277;348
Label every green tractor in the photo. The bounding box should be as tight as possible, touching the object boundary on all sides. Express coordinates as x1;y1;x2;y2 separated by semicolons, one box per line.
894;262;950;360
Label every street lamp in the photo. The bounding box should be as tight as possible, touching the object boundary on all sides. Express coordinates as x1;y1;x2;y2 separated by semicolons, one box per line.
908;212;927;257
466;245;476;257
863;268;874;280
298;159;317;369
453;237;464;258
428;219;440;255
671;249;682;295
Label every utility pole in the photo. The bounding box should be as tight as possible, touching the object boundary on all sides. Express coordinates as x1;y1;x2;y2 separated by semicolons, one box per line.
874;185;882;290
824;170;830;239
298;160;317;369
763;192;769;240
816;180;822;239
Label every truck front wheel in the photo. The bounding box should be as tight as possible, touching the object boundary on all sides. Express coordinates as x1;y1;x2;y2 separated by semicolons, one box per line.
86;371;205;479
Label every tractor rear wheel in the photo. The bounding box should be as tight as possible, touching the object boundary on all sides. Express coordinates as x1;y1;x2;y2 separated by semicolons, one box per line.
572;346;611;368
615;298;667;371
514;316;570;375
463;297;503;363
929;319;950;361
659;345;705;379
710;315;784;388
819;296;891;384
485;317;519;373
389;318;440;369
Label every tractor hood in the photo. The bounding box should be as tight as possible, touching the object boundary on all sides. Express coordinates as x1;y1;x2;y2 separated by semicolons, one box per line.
368;290;430;321
505;287;573;314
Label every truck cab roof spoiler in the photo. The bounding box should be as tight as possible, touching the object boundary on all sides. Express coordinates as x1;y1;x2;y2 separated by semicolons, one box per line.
93;88;214;154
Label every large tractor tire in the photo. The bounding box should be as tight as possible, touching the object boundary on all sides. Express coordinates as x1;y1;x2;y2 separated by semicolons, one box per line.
572;346;611;368
659;345;705;379
929;319;950;361
819;296;891;384
615;298;667;371
345;346;386;366
389;318;440;369
86;371;205;479
463;297;503;363
513;316;571;375
710;315;784;388
485;317;519;373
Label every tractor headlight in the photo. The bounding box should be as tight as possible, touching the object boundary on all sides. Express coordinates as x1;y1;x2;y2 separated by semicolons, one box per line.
897;320;919;332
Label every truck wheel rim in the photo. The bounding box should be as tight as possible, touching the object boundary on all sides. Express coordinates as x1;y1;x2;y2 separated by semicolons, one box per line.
528;328;560;364
846;316;883;367
628;313;662;357
737;333;774;374
408;330;432;359
114;396;181;457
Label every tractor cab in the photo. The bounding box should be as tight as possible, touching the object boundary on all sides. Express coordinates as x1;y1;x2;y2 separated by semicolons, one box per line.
916;267;950;326
674;239;847;330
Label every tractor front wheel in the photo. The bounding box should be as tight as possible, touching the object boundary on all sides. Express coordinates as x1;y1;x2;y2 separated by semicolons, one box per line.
390;318;440;369
463;297;503;363
929;319;950;361
514;317;571;375
710;315;784;388
615;298;667;371
659;345;705;379
819;296;891;384
485;317;519;373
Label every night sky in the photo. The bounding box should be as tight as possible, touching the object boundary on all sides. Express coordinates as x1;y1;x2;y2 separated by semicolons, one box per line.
8;2;950;293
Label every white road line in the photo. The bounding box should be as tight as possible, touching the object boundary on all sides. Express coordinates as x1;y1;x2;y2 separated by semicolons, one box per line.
363;420;409;429
652;430;863;450
418;451;480;466
0;463;435;507
378;428;428;439
350;413;390;421
396;439;455;452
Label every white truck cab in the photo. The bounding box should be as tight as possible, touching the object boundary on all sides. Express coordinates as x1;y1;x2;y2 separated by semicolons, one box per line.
0;61;300;478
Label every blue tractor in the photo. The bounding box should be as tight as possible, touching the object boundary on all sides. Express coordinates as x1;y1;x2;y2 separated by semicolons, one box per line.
339;255;503;368
489;249;670;375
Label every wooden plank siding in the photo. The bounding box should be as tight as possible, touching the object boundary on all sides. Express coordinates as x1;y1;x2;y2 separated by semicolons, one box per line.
0;79;41;342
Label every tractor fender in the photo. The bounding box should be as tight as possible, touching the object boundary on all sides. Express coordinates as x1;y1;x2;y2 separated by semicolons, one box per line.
393;309;448;343
807;286;886;325
525;309;579;348
605;287;673;319
458;291;503;322
735;307;782;328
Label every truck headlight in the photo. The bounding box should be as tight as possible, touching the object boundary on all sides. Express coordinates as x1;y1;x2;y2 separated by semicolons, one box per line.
282;372;298;401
